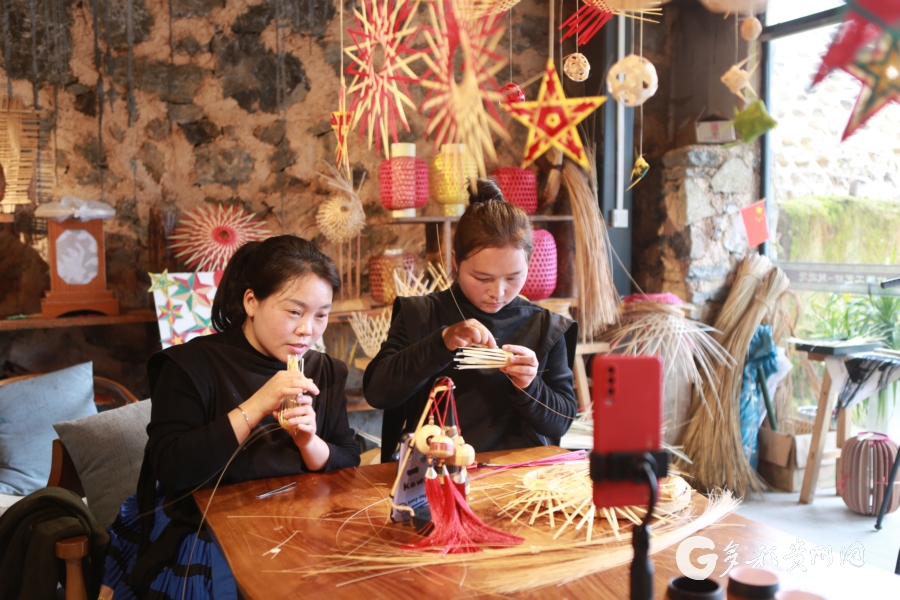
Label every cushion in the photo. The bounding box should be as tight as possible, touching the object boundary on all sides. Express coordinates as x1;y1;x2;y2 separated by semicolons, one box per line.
0;363;97;496
53;399;152;528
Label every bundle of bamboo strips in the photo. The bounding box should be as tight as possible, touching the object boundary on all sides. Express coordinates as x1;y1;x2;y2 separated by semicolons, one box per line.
454;345;513;369
561;147;619;340
679;254;792;497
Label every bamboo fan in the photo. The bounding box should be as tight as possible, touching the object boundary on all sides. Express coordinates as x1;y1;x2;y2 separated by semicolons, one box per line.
278;354;303;431
350;308;392;358
0;97;41;209
454;344;513;369
391;261;452;298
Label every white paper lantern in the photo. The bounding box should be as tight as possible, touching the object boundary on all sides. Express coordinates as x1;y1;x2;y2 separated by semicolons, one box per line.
606;54;658;107
563;53;591;82
699;0;767;15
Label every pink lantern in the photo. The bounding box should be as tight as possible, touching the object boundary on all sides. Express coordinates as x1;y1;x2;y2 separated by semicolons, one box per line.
840;432;900;516
379;143;428;218
521;229;557;301
492;167;538;215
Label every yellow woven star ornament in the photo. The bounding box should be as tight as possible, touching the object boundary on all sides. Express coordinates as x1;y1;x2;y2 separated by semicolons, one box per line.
502;60;606;168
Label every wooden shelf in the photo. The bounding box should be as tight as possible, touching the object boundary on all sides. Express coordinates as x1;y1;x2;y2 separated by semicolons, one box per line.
0;308;158;331
386;214;574;224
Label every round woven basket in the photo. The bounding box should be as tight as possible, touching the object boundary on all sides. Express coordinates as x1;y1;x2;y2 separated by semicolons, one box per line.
369;249;417;305
492;167;537;214
839;432;900;516
521;229;557;301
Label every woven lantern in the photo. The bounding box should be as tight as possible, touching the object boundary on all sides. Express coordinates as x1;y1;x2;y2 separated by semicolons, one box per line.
378;143;429;218
840;432;900;516
492;167;538;215
521;229;557;301
369;249;417;305
429;144;478;217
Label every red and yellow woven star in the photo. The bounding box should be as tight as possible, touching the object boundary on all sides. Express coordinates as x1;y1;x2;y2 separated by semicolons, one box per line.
842;31;900;140
330;109;353;177
502;60;606;168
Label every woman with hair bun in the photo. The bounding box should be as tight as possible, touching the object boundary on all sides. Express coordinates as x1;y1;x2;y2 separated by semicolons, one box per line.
100;235;360;600
364;180;578;463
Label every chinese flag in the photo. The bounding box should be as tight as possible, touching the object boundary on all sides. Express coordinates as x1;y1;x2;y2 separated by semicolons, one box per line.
741;200;769;248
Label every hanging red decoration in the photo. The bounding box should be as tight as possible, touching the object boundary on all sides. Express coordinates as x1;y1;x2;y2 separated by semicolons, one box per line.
168;205;270;272
491;166;537;214
344;0;423;157
330;110;353;177
559;1;615;46
418;0;509;176
499;83;525;104
521;229;557;301
841;31;900;140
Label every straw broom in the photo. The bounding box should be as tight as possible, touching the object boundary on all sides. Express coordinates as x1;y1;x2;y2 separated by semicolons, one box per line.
561;148;620;340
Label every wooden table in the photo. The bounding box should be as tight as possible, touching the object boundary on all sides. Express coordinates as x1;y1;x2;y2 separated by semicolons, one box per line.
196;447;898;599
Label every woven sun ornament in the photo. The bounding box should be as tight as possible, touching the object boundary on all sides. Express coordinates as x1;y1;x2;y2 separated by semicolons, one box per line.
316;164;367;244
168;205;270;271
344;0;423;158
418;0;509;177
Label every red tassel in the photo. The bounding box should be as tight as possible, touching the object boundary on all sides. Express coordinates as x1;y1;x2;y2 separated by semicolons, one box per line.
558;6;614;46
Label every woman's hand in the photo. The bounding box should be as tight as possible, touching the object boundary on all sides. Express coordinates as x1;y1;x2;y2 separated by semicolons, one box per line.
442;319;497;351
245;371;320;420
500;344;538;389
276;394;317;447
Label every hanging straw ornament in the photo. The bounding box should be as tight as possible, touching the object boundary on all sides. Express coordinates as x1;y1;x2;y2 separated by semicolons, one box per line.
503;60;606;169
521;229;557;301
491;166;538;214
330;110;353;175
344;0;423;157
563;53;591;82
559;0;662;46
500;83;526;104
316;164;367;244
430;144;479;216
168;204;270;271
740;17;762;41
698;0;767;15
378;143;429;218
351;308;393;358
606;54;658;107
628;154;650;190
418;0;510;176
721;58;757;103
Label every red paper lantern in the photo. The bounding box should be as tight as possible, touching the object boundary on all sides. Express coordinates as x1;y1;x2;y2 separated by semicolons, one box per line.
369;249;417;304
840;432;900;516
492;167;538;215
379;143;429;218
521;229;557;301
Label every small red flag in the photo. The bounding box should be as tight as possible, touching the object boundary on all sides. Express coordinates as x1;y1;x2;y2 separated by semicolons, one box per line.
741;200;769;248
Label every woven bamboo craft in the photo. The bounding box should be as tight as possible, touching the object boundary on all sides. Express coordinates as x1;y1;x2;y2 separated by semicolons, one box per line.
492;166;538;214
430;144;479;216
369;250;417;304
0;97;41;209
521;229;557;301
454;345;513;369
351;308;393;358
840;433;900;516
378;157;429;213
168;204;270;271
278;354;303;431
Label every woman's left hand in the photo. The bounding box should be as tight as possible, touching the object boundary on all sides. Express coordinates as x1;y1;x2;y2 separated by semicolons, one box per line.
500;344;538;390
274;394;318;448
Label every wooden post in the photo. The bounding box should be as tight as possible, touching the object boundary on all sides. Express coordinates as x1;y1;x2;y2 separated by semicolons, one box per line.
800;368;834;504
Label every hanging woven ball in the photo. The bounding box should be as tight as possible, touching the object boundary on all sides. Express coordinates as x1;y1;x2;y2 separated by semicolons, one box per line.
606;54;658;107
741;17;763;41
500;83;526;104
840;432;900;516
316;195;366;244
521;229;557;301
369;249;417;305
492;167;538;215
563;53;591;82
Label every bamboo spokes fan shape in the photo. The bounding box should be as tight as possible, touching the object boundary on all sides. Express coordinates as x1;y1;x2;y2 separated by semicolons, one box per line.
351;308;392;358
679;254;792;498
391;261;452;298
168;204;270;271
454;344;513;369
0;97;41;209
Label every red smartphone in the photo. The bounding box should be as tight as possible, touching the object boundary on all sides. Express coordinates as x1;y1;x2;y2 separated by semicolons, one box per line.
592;355;664;509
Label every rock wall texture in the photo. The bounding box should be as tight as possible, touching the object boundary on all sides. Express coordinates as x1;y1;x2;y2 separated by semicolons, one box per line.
0;0;551;395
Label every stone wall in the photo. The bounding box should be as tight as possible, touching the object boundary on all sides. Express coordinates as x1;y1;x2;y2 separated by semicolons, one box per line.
656;144;758;323
0;0;551;395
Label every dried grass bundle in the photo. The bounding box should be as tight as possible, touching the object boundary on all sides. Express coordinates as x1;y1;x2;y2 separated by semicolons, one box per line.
350;308;392;358
541;147;564;209
561;148;619;340
679;255;792;497
601;299;733;426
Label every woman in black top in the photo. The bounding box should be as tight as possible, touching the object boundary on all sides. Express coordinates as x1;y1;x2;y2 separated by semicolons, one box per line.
101;236;360;600
364;181;578;462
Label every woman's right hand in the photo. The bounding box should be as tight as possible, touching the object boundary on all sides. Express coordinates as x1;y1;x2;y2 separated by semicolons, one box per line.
245;370;320;418
441;319;497;352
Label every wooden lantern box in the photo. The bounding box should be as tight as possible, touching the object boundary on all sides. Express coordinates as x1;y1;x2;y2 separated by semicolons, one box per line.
41;218;119;318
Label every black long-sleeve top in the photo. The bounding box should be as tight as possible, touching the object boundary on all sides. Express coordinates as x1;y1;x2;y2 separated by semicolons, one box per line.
364;285;578;461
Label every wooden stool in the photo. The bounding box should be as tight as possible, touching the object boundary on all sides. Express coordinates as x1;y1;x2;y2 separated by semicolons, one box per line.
55;535;89;600
573;342;610;411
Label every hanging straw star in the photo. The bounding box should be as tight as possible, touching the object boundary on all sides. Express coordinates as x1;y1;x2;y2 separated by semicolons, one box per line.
841;31;900;140
147;270;171;295
344;0;423;157
502;60;606;168
418;0;509;176
330;109;353;178
168;204;270;272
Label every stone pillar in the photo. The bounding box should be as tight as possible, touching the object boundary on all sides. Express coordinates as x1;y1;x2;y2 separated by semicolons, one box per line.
657;145;759;323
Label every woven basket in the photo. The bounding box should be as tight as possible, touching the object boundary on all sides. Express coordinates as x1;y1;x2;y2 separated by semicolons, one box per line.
369;250;417;305
429;144;477;216
521;229;557;301
839;432;900;516
492;167;538;214
378;157;429;215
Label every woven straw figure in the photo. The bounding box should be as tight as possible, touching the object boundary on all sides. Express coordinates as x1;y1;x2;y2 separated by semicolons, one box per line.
721;59;756;103
316;195;366;244
606;54;658;107
563;53;591;82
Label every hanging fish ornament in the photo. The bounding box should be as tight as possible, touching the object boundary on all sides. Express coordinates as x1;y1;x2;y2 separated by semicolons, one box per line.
627;155;650;191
